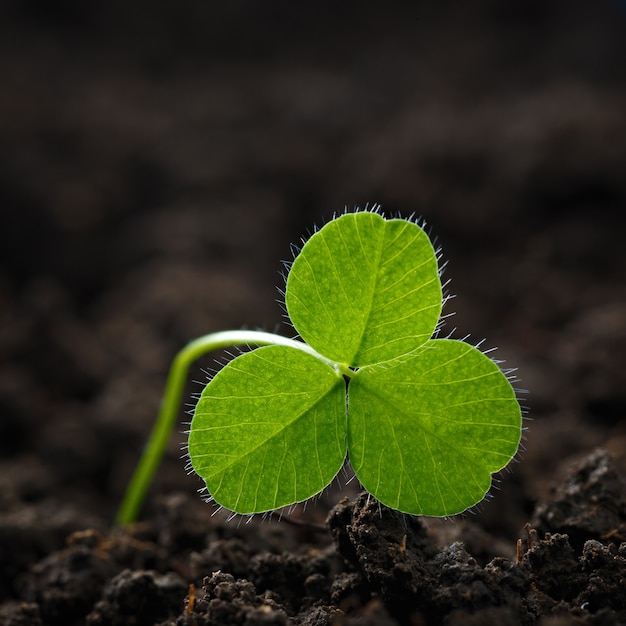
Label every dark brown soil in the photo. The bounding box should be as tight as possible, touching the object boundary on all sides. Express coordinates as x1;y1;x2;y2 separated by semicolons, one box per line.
1;1;626;624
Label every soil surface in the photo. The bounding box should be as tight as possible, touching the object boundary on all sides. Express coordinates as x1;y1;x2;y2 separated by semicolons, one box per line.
1;1;626;624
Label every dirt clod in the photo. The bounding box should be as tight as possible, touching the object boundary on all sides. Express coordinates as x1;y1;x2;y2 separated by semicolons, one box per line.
533;449;626;550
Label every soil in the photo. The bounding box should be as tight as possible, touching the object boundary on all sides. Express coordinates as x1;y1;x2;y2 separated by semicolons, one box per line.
1;1;626;624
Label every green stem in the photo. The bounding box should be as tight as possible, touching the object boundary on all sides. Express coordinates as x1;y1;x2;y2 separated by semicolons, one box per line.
115;330;331;525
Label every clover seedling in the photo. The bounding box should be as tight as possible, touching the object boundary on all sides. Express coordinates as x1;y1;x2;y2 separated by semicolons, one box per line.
116;210;522;524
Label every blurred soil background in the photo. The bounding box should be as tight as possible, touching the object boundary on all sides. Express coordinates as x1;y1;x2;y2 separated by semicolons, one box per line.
1;1;625;624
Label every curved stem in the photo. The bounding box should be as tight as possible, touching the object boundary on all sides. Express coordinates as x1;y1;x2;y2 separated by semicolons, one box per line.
115;330;328;525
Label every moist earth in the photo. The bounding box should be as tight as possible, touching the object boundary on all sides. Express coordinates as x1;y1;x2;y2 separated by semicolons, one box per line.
2;450;626;625
1;1;626;624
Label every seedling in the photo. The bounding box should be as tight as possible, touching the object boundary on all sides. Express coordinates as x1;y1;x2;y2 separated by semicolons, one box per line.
116;209;522;524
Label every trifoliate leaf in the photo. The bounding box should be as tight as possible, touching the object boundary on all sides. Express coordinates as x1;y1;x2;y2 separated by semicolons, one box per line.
186;210;523;518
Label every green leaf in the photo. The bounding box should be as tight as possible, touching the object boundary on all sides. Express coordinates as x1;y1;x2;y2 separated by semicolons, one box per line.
181;211;523;520
286;212;442;367
348;339;522;516
189;345;346;514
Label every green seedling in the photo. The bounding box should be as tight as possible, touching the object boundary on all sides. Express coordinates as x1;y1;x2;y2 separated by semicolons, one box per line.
116;209;522;525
